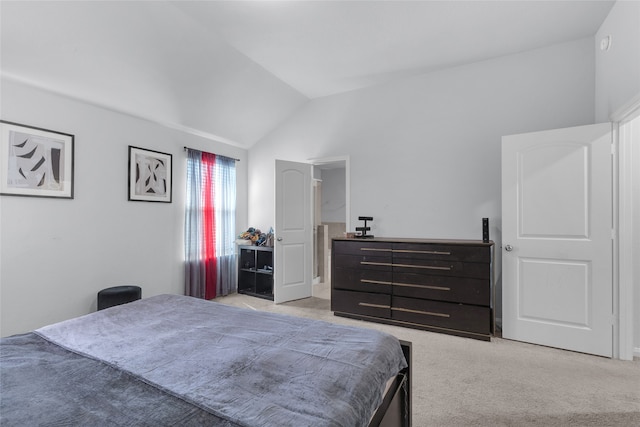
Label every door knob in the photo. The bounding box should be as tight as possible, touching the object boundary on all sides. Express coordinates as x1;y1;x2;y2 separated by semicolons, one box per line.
277;237;283;241
505;244;513;252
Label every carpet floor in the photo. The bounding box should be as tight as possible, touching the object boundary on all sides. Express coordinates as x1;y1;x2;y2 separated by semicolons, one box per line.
215;284;640;427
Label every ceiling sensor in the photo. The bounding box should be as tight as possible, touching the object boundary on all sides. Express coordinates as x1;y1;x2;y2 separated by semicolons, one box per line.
600;35;612;51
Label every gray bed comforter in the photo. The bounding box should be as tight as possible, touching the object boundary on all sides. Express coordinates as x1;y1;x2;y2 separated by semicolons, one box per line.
1;294;407;427
1;332;236;426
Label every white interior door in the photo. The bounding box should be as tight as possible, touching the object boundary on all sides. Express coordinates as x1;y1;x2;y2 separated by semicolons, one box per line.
274;159;312;303
502;123;613;357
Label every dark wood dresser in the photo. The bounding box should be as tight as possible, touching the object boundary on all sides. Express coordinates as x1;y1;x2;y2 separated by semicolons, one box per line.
331;237;494;341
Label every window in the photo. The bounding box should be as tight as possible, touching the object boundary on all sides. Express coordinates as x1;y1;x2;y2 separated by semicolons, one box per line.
184;149;236;299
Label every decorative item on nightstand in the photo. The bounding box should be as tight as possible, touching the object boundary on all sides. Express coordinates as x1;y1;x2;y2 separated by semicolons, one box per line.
482;218;490;243
355;216;374;238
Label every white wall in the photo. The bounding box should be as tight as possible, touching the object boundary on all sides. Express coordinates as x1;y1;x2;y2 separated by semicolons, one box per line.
320;168;346;223
249;38;595;242
0;79;248;337
249;38;595;326
595;0;640;122
1;1;308;147
594;0;640;357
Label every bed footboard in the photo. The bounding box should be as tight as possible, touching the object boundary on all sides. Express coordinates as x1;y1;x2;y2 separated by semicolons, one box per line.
369;340;412;427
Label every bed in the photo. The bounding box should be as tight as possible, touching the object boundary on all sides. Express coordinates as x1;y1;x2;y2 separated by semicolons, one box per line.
1;294;411;426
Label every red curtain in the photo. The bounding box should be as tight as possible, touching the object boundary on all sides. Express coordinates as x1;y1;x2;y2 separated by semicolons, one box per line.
202;152;217;299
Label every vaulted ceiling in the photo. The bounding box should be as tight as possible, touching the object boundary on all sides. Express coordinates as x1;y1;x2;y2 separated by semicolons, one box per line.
1;1;615;147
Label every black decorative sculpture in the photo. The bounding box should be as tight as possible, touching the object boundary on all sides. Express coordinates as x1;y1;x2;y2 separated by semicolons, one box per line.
356;216;374;238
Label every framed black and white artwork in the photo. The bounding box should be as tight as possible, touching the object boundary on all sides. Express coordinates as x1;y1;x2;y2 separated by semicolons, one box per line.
0;120;75;199
128;145;172;203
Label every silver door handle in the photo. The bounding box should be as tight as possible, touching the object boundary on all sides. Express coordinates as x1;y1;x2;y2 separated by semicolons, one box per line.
277;237;283;241
505;244;513;252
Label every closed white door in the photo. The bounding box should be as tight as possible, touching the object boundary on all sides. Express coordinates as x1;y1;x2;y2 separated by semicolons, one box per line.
502;123;613;357
274;160;312;303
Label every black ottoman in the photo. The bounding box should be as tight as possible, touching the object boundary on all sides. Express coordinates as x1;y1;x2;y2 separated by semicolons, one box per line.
97;285;141;310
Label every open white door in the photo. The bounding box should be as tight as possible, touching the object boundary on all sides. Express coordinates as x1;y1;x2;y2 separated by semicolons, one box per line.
502;123;613;357
274;160;312;303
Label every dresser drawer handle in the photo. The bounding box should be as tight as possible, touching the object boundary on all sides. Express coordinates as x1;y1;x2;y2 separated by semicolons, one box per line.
393;249;451;255
360;248;393;252
361;279;393;285
392;307;450;318
360;261;393;267
393;282;450;291
358;302;391;309
392;263;452;271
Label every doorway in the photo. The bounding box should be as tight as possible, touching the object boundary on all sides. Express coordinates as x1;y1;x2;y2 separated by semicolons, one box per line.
311;157;349;295
615;105;640;360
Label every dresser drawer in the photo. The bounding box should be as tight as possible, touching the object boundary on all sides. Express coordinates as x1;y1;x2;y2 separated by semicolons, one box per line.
333;268;392;293
392;259;490;279
331;238;494;341
391;296;490;335
333;240;393;257
334;254;392;271
331;289;391;319
392;272;490;305
393;243;491;263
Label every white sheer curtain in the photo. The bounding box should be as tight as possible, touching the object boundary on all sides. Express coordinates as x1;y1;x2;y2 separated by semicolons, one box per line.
184;149;206;299
214;155;236;297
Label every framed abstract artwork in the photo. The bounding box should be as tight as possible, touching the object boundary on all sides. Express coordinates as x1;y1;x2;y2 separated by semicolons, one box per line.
0;120;75;199
128;146;172;203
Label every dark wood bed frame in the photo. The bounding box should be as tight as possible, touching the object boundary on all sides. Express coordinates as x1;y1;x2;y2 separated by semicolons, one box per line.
369;340;412;427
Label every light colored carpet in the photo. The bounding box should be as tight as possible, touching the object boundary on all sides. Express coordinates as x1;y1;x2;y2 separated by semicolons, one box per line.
215;284;640;427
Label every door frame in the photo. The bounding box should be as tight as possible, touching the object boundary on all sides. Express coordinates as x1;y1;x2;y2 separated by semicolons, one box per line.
273;156;350;300
611;94;640;360
308;155;351;232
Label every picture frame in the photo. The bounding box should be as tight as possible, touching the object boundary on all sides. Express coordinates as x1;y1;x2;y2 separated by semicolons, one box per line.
0;120;74;199
128;145;172;203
